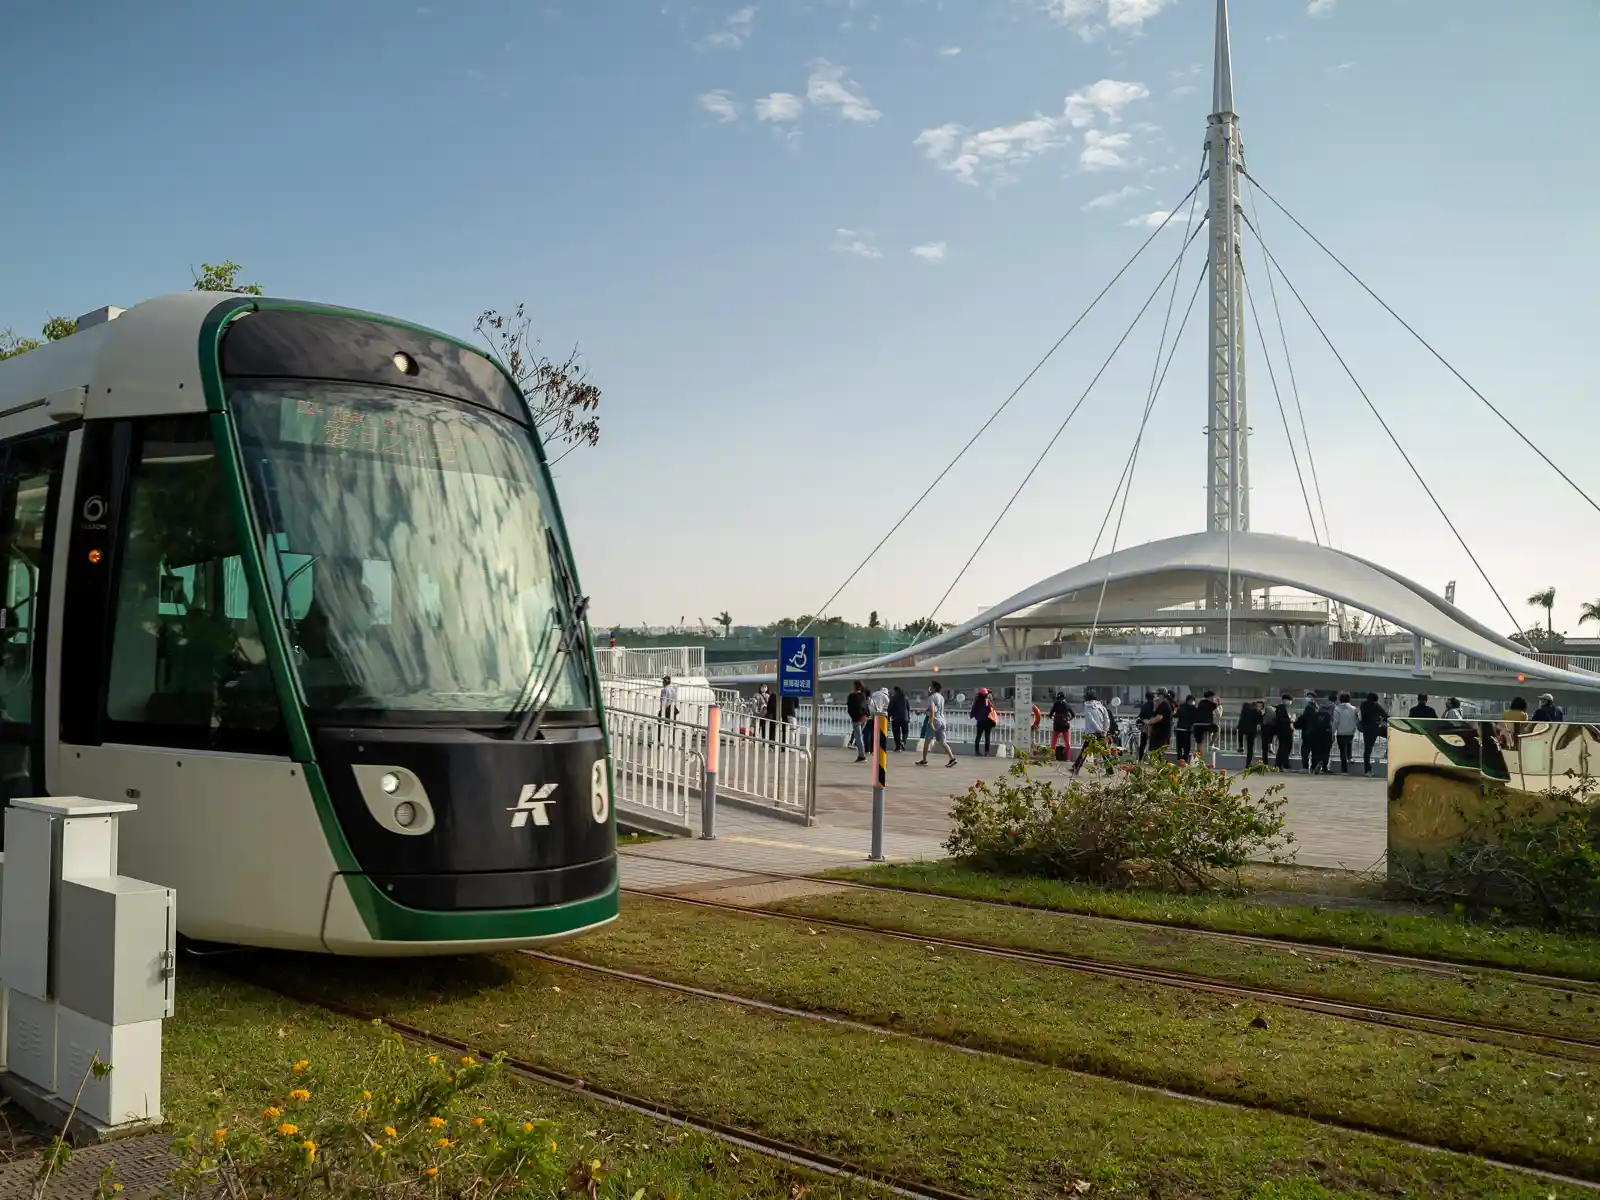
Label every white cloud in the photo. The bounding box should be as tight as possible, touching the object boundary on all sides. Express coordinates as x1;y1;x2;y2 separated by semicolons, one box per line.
1045;0;1173;40
1171;85;1196;97
938;46;962;57
1080;129;1133;170
806;60;882;123
697;89;740;123
1123;209;1173;228
1328;60;1356;74
756;91;804;122
832;228;882;259
916;77;1148;185
1265;31;1288;42
1084;183;1147;210
1064;79;1149;128
911;241;948;263
915;116;1066;184
704;5;758;48
1305;0;1336;16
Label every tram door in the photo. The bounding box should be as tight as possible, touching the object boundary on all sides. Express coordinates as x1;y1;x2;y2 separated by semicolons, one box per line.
0;430;68;830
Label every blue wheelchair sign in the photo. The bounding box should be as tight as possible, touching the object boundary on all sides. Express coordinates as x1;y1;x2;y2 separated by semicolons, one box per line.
778;636;818;698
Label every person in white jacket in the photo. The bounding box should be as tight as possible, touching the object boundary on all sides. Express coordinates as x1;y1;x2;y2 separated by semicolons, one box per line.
867;685;891;753
1072;689;1111;775
1332;692;1361;774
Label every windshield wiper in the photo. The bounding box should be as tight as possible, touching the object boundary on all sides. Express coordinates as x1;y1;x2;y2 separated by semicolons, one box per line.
511;527;591;743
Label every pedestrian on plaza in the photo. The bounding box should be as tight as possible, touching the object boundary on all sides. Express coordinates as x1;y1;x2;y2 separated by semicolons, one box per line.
1312;694;1336;773
1137;692;1157;757
1295;691;1320;772
847;681;870;761
1238;698;1265;767
1145;690;1174;758
1332;692;1360;774
1049;691;1075;761
1441;697;1464;720
1073;689;1111;775
1236;699;1253;753
1194;690;1220;763
1273;694;1295;771
888;686;911;751
1501;695;1531;724
1408;694;1438;719
916;680;958;768
659;676;678;722
1174;693;1199;763
1359;692;1388;776
1533;693;1564;721
869;683;891;754
752;682;773;736
971;688;998;757
1030;699;1043;749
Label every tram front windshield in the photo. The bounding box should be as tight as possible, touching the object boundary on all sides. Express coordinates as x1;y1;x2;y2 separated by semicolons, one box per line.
232;384;590;722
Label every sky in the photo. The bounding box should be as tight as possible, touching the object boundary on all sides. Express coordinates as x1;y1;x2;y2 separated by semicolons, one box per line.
3;0;1598;637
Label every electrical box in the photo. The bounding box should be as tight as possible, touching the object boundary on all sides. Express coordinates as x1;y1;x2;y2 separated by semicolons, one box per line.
56;879;176;1026
56;1008;161;1127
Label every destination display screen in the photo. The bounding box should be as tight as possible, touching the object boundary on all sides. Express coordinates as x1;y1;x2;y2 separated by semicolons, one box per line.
270;396;511;475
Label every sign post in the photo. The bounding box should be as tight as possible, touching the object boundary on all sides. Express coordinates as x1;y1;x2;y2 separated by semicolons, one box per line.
778;636;820;820
869;714;888;861
1014;672;1033;751
700;706;721;840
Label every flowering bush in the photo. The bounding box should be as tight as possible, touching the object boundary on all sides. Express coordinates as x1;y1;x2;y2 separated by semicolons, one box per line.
150;1024;583;1199
944;752;1293;890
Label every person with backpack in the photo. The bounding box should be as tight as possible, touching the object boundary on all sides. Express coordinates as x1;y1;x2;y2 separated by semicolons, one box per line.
846;681;869;762
1358;692;1388;776
1272;694;1295;770
1238;698;1265;767
1073;689;1110;775
1049;692;1075;761
1174;693;1199;763
970;688;998;757
1194;690;1220;764
888;686;911;751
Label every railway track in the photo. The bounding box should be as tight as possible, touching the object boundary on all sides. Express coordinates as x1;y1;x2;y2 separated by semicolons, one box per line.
627;885;1600;1064
219;963;982;1200
528;948;1600;1194
620;848;1600;993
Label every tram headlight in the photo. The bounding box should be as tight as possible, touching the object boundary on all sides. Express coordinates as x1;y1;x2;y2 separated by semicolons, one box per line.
380;772;401;795
393;801;419;828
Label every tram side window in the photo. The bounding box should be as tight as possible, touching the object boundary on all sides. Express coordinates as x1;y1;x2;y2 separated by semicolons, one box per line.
104;418;282;747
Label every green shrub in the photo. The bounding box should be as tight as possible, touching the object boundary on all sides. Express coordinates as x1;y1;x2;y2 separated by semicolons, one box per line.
1391;775;1600;930
944;752;1293;890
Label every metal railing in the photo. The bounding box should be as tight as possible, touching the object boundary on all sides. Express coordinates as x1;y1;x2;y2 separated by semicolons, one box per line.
605;703;814;830
593;645;706;679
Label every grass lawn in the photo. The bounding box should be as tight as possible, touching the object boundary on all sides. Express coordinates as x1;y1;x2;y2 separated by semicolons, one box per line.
830;862;1600;979
256;941;1593;1199
560;895;1600;1178
763;885;1600;1042
163;965;878;1199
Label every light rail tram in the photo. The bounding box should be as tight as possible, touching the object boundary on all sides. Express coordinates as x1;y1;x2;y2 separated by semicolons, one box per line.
0;292;616;954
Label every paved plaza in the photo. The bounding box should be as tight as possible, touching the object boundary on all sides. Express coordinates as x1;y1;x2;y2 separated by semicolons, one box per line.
619;745;1389;893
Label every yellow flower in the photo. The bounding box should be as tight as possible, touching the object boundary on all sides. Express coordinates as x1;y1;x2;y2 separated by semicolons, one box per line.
277;1123;298;1137
212;1128;229;1146
425;1167;438;1178
292;1060;309;1073
427;1116;446;1129
459;1056;475;1066
371;1141;383;1152
437;1137;453;1148
362;1090;373;1100
522;1123;534;1133
356;1108;369;1119
289;1089;311;1103
471;1117;485;1127
384;1126;398;1139
262;1106;282;1119
303;1140;317;1164
427;1055;439;1065
550;1140;558;1153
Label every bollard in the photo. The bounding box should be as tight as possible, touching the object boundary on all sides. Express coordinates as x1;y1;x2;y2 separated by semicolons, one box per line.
869;713;888;862
700;706;721;840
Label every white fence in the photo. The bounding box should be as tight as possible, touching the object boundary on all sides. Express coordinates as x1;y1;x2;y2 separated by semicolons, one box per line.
603;697;813;833
594;645;706;679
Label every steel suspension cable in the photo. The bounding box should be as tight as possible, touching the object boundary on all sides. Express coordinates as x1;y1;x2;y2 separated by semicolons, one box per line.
923;220;1211;625
797;171;1209;634
1081;176;1210;650
1246;224;1526;639
1086;260;1210;653
1238;257;1320;543
1242;168;1600;522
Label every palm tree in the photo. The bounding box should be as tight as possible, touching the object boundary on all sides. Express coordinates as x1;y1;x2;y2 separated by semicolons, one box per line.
1528;587;1557;633
1579;599;1600;629
714;611;732;637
